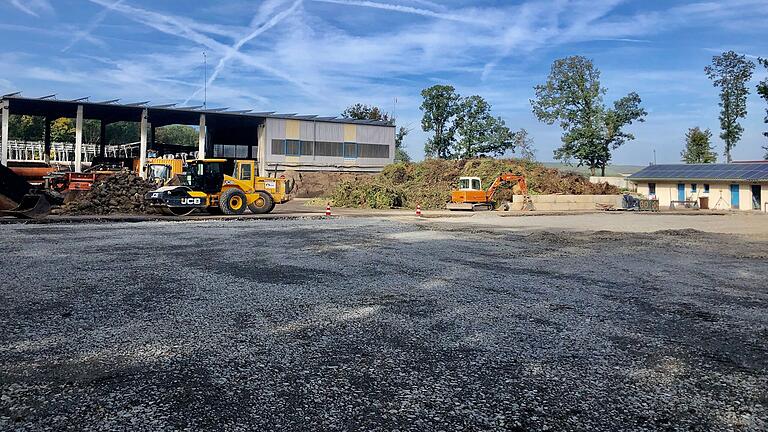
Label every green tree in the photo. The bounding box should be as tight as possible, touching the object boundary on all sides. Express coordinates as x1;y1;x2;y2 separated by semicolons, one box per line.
420;85;461;158
341;103;390;122
155;124;198;146
757;57;768;159
8;115;44;141
514;128;536;161
83;120;101;144
50;117;75;143
452;95;517;158
105;121;140;144
681;127;717;163
394;126;411;162
705;50;755;163
531;56;646;175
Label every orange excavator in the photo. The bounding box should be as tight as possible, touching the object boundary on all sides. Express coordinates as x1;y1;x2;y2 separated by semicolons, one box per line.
446;173;534;211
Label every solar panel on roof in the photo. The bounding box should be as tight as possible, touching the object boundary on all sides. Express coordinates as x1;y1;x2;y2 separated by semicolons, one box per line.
629;163;768;181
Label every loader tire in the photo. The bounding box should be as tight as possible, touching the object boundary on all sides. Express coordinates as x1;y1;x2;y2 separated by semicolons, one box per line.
220;189;247;215
248;191;274;214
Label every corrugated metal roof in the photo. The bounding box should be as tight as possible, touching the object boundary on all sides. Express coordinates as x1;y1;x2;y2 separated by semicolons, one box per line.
0;93;394;127
629;163;768;182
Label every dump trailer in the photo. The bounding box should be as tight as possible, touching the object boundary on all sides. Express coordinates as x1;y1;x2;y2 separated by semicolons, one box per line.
447;173;533;211
145;159;293;216
0;164;63;219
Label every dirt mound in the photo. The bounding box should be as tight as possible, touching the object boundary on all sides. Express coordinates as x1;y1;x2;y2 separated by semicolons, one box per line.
58;171;157;215
331;158;621;209
280;171;375;198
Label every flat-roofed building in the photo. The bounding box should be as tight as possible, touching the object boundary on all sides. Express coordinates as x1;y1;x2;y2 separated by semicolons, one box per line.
629;162;768;211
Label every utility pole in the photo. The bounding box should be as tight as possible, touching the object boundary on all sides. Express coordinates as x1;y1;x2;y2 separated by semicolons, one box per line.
203;51;207;109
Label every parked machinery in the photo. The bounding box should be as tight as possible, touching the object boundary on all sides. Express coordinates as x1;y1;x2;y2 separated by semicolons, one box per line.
144;159;293;216
447;173;534;211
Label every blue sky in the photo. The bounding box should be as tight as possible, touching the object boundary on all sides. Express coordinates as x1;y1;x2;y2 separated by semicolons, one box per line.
1;0;767;165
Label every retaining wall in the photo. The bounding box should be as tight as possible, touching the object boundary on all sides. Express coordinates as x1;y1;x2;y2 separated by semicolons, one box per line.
511;194;622;211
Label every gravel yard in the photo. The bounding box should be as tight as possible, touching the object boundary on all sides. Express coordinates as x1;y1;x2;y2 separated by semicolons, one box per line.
1;217;767;431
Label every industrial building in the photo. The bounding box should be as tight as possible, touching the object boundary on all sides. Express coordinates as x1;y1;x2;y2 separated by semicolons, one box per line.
0;93;395;176
630;163;768;211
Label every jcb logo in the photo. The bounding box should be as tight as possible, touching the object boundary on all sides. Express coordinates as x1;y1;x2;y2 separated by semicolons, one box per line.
181;198;201;205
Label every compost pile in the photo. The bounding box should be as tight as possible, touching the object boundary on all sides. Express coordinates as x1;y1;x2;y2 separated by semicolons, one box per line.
331;158;621;209
58;171;157;215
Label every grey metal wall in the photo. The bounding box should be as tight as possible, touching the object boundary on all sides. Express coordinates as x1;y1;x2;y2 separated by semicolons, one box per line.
264;118;395;172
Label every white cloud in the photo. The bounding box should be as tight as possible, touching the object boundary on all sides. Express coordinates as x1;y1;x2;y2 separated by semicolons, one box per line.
184;0;303;104
311;0;484;23
9;0;53;17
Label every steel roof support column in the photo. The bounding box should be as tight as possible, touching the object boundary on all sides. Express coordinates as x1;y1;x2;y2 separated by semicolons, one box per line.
198;114;206;159
99;120;106;158
1;99;9;166
44;117;51;164
75;105;83;172
139;109;148;178
258;123;266;177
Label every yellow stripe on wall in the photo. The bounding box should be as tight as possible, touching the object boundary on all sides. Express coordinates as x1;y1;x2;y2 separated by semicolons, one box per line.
344;124;356;142
286;120;300;139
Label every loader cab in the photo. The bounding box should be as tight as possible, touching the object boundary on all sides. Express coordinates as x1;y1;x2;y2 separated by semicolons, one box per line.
147;163;172;185
232;160;255;183
182;159;226;194
458;177;482;191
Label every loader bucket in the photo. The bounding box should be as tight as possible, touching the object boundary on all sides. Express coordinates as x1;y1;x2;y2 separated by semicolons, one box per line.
0;193;53;219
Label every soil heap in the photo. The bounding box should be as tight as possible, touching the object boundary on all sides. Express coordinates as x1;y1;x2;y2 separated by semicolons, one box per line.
331;158;622;209
58;171;157;215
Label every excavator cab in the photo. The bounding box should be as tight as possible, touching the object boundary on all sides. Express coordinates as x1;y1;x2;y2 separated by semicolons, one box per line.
458;177;482;191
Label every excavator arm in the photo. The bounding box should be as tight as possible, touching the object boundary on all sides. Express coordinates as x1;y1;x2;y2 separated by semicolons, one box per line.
485;173;528;201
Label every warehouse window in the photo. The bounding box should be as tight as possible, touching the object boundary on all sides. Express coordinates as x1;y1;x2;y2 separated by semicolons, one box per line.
691;183;697;192
704;184;710;193
213;144;249;158
648;183;656;195
300;141;314;156
315;141;343;157
357;143;390;158
285;140;301;156
271;139;285;155
343;142;357;158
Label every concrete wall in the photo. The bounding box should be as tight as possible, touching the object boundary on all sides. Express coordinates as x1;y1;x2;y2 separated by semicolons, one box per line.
634;181;768;211
263;118;395;173
511;194;622;211
589;176;636;191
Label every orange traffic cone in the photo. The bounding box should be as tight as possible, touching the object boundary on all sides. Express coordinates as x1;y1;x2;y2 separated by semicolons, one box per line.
415;204;422;217
325;203;331;216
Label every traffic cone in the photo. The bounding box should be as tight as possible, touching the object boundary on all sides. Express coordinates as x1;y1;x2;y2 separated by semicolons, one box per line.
325;203;331;216
416;204;422;217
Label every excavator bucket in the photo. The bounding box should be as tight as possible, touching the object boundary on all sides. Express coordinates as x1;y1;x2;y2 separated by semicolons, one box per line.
0;193;54;219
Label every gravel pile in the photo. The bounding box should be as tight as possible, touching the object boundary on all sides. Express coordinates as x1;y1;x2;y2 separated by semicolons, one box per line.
1;218;767;431
57;171;157;215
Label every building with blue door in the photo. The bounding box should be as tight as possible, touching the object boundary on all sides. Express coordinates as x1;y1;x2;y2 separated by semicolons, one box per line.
629;163;768;211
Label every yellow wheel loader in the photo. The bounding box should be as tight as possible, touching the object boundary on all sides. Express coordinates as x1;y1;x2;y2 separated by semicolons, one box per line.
144;159;292;216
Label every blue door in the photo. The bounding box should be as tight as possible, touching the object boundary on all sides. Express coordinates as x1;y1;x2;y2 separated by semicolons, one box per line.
677;183;685;201
730;184;740;209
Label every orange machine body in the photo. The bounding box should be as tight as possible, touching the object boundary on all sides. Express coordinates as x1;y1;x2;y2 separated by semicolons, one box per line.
448;173;529;211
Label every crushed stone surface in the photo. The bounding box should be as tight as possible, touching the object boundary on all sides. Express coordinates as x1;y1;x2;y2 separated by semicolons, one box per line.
1;218;767;431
